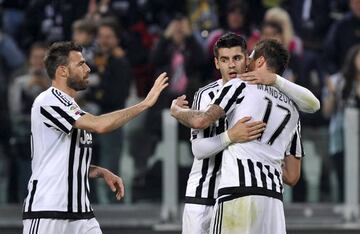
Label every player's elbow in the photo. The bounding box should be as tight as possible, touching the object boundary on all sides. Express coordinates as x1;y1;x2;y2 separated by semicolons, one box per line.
191;146;206;160
304;97;321;113
283;173;300;187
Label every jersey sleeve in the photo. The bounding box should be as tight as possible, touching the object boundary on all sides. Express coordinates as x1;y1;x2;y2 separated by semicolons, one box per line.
285;120;305;158
210;79;246;115
40;103;85;134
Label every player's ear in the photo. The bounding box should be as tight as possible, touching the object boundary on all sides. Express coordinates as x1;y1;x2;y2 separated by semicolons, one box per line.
257;56;266;67
55;65;69;79
214;57;220;70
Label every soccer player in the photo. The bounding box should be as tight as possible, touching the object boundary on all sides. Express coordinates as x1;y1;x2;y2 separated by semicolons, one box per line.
171;35;317;233
22;41;168;234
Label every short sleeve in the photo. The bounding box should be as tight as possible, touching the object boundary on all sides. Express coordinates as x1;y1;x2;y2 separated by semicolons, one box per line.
40;103;85;134
210;79;246;116
285;120;305;158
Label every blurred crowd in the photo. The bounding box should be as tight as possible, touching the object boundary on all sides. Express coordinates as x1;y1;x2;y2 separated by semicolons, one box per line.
0;0;359;204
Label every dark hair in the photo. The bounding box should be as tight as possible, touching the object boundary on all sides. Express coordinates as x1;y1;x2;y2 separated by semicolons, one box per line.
262;20;283;35
98;17;122;39
252;39;289;74
44;41;82;80
342;44;360;100
72;19;98;36
213;32;247;57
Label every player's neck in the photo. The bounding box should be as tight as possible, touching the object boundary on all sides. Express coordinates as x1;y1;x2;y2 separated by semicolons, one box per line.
52;80;76;98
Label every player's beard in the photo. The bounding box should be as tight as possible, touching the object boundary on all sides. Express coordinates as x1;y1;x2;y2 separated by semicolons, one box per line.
67;74;88;91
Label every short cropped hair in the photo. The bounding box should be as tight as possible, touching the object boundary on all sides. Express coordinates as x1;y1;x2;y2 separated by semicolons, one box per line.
213;32;247;58
252;39;289;74
44;41;82;80
72;19;97;36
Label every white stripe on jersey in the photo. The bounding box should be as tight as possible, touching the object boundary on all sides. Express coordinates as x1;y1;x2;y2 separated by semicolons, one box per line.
211;78;303;201
23;87;94;220
185;80;228;205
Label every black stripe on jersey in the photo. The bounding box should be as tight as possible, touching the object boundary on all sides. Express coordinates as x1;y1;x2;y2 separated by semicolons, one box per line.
51;88;72;107
207;152;223;198
274;169;283;191
237;159;246;187
256;162;268;189
236;96;244;104
218;187;283;202
23;211;95;220
208;91;215;99
195;159;209;197
195;82;219;110
28;180;38;212
35;219;40;234
40;107;70;134
67;129;78;212
184;197;215;205
51;106;76;126
29;219;34;234
216;118;226;133
84;149;90;212
219;202;224;234
290;132;298;155
77;146;85;213
223;83;246;113
247;159;257;187
213;86;231;106
265;165;277;191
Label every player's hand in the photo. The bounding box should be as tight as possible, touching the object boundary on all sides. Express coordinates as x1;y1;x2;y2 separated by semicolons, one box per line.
240;70;276;85
227;116;266;143
175;95;190;109
102;169;125;201
170;95;188;118
144;72;169;107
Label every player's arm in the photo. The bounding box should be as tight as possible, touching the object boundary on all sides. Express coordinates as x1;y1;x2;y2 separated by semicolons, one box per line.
171;79;244;129
283;120;304;186
240;71;320;113
171;103;224;129
192;116;266;160
89;165;124;200
282;155;301;187
74;72;168;133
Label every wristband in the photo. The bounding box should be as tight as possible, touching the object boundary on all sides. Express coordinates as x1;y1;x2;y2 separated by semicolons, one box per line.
220;131;231;146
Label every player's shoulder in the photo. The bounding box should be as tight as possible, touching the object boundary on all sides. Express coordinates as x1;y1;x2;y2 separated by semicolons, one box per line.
34;87;74;108
197;79;222;93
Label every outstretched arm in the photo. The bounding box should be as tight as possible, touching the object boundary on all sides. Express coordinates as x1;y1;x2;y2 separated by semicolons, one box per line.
89;165;124;200
75;72;168;133
240;71;320;113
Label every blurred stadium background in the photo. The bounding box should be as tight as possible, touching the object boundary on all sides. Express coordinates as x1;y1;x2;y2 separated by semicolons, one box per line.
0;0;360;233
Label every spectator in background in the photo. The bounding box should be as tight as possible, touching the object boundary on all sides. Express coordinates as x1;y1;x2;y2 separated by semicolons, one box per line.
7;42;49;202
21;0;89;49
128;14;205;191
323;45;360;202
263;7;303;56
91;17;132;203
323;0;360;76
206;0;250;81
72;19;98;69
0;16;26;201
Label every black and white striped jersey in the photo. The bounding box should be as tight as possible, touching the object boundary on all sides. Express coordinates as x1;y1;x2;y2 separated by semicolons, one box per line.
185;79;227;205
210;78;304;201
23;87;94;220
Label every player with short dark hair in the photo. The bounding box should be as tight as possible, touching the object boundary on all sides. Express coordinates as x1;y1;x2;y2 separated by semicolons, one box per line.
22;41;168;234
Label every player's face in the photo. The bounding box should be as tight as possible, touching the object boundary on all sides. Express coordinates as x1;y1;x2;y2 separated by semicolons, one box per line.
66;51;91;91
215;46;247;83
